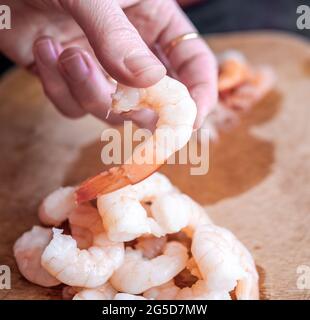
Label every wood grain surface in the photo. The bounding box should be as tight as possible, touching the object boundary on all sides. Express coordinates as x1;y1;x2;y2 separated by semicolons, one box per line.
0;32;309;300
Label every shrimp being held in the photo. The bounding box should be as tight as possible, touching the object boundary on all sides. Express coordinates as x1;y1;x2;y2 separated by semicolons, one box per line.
13;226;60;287
76;75;197;203
41;229;124;288
110;241;188;294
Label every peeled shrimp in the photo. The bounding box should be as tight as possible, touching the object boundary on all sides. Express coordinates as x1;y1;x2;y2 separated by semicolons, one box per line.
192;224;259;299
110;241;188;294
13;226;60;287
76;75;197;203
145;224;258;300
73;282;117;300
38;187;76;226
97;173;174;241
97;172;211;242
41;228;124;288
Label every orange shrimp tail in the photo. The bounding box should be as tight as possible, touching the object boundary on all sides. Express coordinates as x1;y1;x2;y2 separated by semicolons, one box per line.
75;167;131;204
75;163;162;203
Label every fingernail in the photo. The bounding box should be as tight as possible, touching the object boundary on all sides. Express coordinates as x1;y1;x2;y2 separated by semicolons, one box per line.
59;53;89;82
35;39;58;66
124;52;165;76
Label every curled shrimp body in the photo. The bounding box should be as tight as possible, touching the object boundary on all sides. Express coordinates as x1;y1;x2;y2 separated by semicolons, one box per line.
145;224;258;300
38;187;76;226
97;173;211;242
13;226;60;287
76;76;197;203
97;173;174;241
192;224;259;299
73;283;117;300
110;241;188;294
41;228;124;288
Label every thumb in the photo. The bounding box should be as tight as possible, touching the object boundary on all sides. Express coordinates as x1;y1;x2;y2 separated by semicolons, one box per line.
61;0;166;87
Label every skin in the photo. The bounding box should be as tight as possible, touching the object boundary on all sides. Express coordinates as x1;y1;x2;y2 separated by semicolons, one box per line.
0;0;217;128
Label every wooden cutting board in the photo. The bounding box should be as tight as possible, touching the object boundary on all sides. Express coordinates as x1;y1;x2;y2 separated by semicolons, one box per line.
0;32;309;300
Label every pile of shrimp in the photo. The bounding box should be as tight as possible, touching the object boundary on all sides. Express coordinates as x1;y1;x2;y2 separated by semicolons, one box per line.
14;75;259;300
14;174;259;300
200;50;276;141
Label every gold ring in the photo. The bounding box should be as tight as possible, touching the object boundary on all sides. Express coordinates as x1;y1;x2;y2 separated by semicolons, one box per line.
164;32;200;57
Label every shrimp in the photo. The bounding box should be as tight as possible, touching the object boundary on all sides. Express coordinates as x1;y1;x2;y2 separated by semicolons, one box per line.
192;224;259;299
97;173;174;241
38;186;76;226
222;66;276;111
41;228;124;288
73;282;117;300
145;224;258;300
110;241;188;294
218;50;250;92
13;226;60;287
76;75;197;203
97;172;211;242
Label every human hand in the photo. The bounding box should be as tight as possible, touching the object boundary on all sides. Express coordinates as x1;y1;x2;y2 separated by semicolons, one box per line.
0;0;217;128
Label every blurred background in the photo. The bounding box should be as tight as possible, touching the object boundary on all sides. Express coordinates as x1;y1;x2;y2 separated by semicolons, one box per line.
0;0;308;75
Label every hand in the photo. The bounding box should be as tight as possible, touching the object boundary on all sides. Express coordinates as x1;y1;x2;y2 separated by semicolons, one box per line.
0;0;217;128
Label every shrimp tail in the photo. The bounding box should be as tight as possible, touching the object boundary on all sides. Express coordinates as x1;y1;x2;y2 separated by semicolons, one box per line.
76;164;160;203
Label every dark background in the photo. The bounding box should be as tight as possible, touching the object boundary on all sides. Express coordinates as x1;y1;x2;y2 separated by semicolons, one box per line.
0;0;309;75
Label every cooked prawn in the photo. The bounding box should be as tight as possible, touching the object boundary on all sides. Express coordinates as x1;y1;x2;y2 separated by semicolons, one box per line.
222;66;276;111
76;75;197;203
41;228;124;288
192;224;259;299
110;241;188;294
97;172;211;242
38;187;76;226
145;224;258;300
13;226;60;287
218;50;250;92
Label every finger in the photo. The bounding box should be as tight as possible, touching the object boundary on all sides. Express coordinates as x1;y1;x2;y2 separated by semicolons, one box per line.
58;47;120;120
125;0;218;128
33;37;86;118
61;0;166;87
